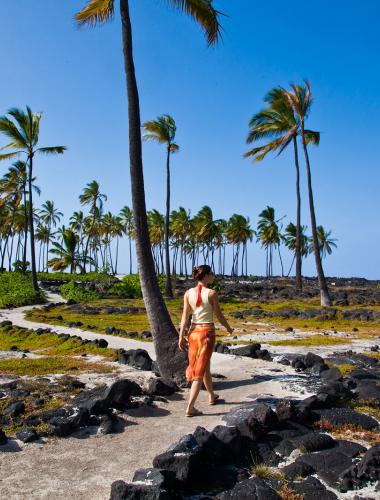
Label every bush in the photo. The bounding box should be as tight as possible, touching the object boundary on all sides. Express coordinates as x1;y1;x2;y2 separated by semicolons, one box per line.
0;272;46;308
38;272;114;285
109;275;142;298
60;281;101;303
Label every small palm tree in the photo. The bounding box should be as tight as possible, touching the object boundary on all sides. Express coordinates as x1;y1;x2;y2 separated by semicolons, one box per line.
79;180;107;271
284;81;332;306
0;106;66;289
143;114;179;297
75;0;223;382
48;229;91;273
311;226;337;259
225;214;253;277
257;206;285;277
39;200;63;272
119;206;134;274
283;223;310;276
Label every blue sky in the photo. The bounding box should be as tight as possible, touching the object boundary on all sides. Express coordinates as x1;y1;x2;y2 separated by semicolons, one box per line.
1;0;379;278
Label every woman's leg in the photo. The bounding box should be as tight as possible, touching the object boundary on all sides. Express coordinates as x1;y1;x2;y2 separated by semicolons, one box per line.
203;360;216;402
186;380;202;414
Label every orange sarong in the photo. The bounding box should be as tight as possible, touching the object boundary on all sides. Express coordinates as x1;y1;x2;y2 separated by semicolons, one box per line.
186;323;215;382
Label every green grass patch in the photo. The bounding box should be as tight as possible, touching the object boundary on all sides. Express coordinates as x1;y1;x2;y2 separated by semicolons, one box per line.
266;335;350;346
335;363;356;376
250;463;284;481
60;281;101;303
0;356;116;376
0;325;115;359
0;272;46;308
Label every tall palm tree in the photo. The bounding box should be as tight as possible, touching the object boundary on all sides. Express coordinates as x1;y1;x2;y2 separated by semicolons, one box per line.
79;180;107;271
312;226;337;260
170;207;192;277
39;200;63;272
0;107;66;289
119;205;134;274
244;88;319;290
226;214;253;277
75;0;222;381
143;114;179;297
285;81;332;306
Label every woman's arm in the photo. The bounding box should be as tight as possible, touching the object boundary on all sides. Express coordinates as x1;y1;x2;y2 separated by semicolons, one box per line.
178;291;192;350
209;290;234;334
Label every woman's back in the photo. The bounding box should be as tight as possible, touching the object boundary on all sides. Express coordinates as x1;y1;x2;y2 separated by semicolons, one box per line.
187;286;214;324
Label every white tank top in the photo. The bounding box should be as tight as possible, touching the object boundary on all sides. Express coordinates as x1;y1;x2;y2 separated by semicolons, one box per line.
187;286;214;324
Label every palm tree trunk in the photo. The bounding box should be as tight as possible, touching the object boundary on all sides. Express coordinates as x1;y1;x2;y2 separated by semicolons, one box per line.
22;185;28;273
128;236;132;274
115;237;119;274
300;126;331;306
120;0;186;381
28;156;39;290
164;147;173;297
293;136;302;290
278;245;284;277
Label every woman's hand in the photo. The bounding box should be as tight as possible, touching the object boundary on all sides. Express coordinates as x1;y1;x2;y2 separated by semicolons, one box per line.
178;336;187;351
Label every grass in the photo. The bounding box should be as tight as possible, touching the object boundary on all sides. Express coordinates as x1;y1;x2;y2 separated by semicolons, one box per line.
0;325;116;359
277;484;305;500
250;463;284;481
0;356;116;376
329;363;356;376
315;420;380;445
0;272;46;308
266;335;350;346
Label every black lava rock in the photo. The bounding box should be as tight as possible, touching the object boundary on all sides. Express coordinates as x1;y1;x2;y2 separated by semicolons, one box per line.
146;378;178;396
311;407;379;431
16;428;39;443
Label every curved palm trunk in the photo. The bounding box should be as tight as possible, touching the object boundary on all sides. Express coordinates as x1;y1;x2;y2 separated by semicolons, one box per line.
300;127;331;306
120;0;186;381
293;136;302;290
164;147;173;297
28;156;39;291
128;236;132;274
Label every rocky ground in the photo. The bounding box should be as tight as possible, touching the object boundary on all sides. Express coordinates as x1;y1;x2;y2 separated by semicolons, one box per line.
0;278;379;499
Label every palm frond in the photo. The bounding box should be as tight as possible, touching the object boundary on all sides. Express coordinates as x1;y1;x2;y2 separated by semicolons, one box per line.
0;151;23;162
304;129;320;146
75;0;115;26
37;146;67;155
167;0;224;46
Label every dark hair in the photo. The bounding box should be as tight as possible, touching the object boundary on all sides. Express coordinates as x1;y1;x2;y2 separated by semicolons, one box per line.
192;264;212;281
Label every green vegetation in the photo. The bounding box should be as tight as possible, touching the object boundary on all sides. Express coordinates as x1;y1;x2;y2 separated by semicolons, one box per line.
267;335;349;346
60;281;101;302
37;271;115;284
0;356;115;376
0;272;46;308
250;463;284;481
0;324;115;358
277;484;305;500
336;363;356;376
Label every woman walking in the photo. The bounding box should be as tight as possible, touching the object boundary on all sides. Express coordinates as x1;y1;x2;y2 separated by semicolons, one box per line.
179;265;234;417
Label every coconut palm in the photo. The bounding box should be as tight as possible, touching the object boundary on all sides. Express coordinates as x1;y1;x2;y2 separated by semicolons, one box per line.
48;228;91;273
284;81;332;306
257;206;285;277
244;88;319;290
35;224;50;272
79;180;107;271
311;226;337;260
70;211;86;256
119;205;134;274
0;106;66;289
39;200;63;272
225;214;253;277
170;207;192;277
143;114;179;297
283;222;310;276
75;0;222;381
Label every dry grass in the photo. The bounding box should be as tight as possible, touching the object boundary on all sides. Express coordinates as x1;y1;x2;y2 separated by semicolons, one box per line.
277;484;305;500
266;335;349;347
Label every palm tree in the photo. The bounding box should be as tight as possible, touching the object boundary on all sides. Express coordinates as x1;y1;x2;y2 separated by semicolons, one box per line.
244;88;319;290
143;114;179;297
257;206;285;277
0;107;66;289
312;226;337;259
285;81;332;306
79;180;107;271
48;228;91;273
70;210;86;257
119;206;134;274
35;224;50;272
170;207;192;277
283;222;310;276
75;0;222;381
39;200;63;272
225;214;253;277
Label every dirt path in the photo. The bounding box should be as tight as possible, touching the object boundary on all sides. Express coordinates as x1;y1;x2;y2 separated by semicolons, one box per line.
0;295;316;499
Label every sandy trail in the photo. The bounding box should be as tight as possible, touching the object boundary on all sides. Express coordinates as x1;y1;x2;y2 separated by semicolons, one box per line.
0;294;314;499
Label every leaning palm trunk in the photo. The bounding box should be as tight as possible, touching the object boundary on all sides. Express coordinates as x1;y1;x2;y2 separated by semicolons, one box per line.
293;136;302;290
164;147;173;297
300;127;331;306
28;157;39;290
120;0;186;381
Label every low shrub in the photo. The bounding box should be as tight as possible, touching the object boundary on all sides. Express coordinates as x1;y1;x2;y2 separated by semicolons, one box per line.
60;281;101;303
0;272;46;308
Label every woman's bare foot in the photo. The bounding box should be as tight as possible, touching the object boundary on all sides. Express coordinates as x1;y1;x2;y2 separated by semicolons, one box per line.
208;394;220;405
185;408;203;417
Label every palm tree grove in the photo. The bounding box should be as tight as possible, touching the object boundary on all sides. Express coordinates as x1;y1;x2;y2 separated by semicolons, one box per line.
0;1;379;498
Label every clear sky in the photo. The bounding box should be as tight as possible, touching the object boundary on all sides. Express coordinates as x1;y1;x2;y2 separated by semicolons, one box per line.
1;1;379;278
